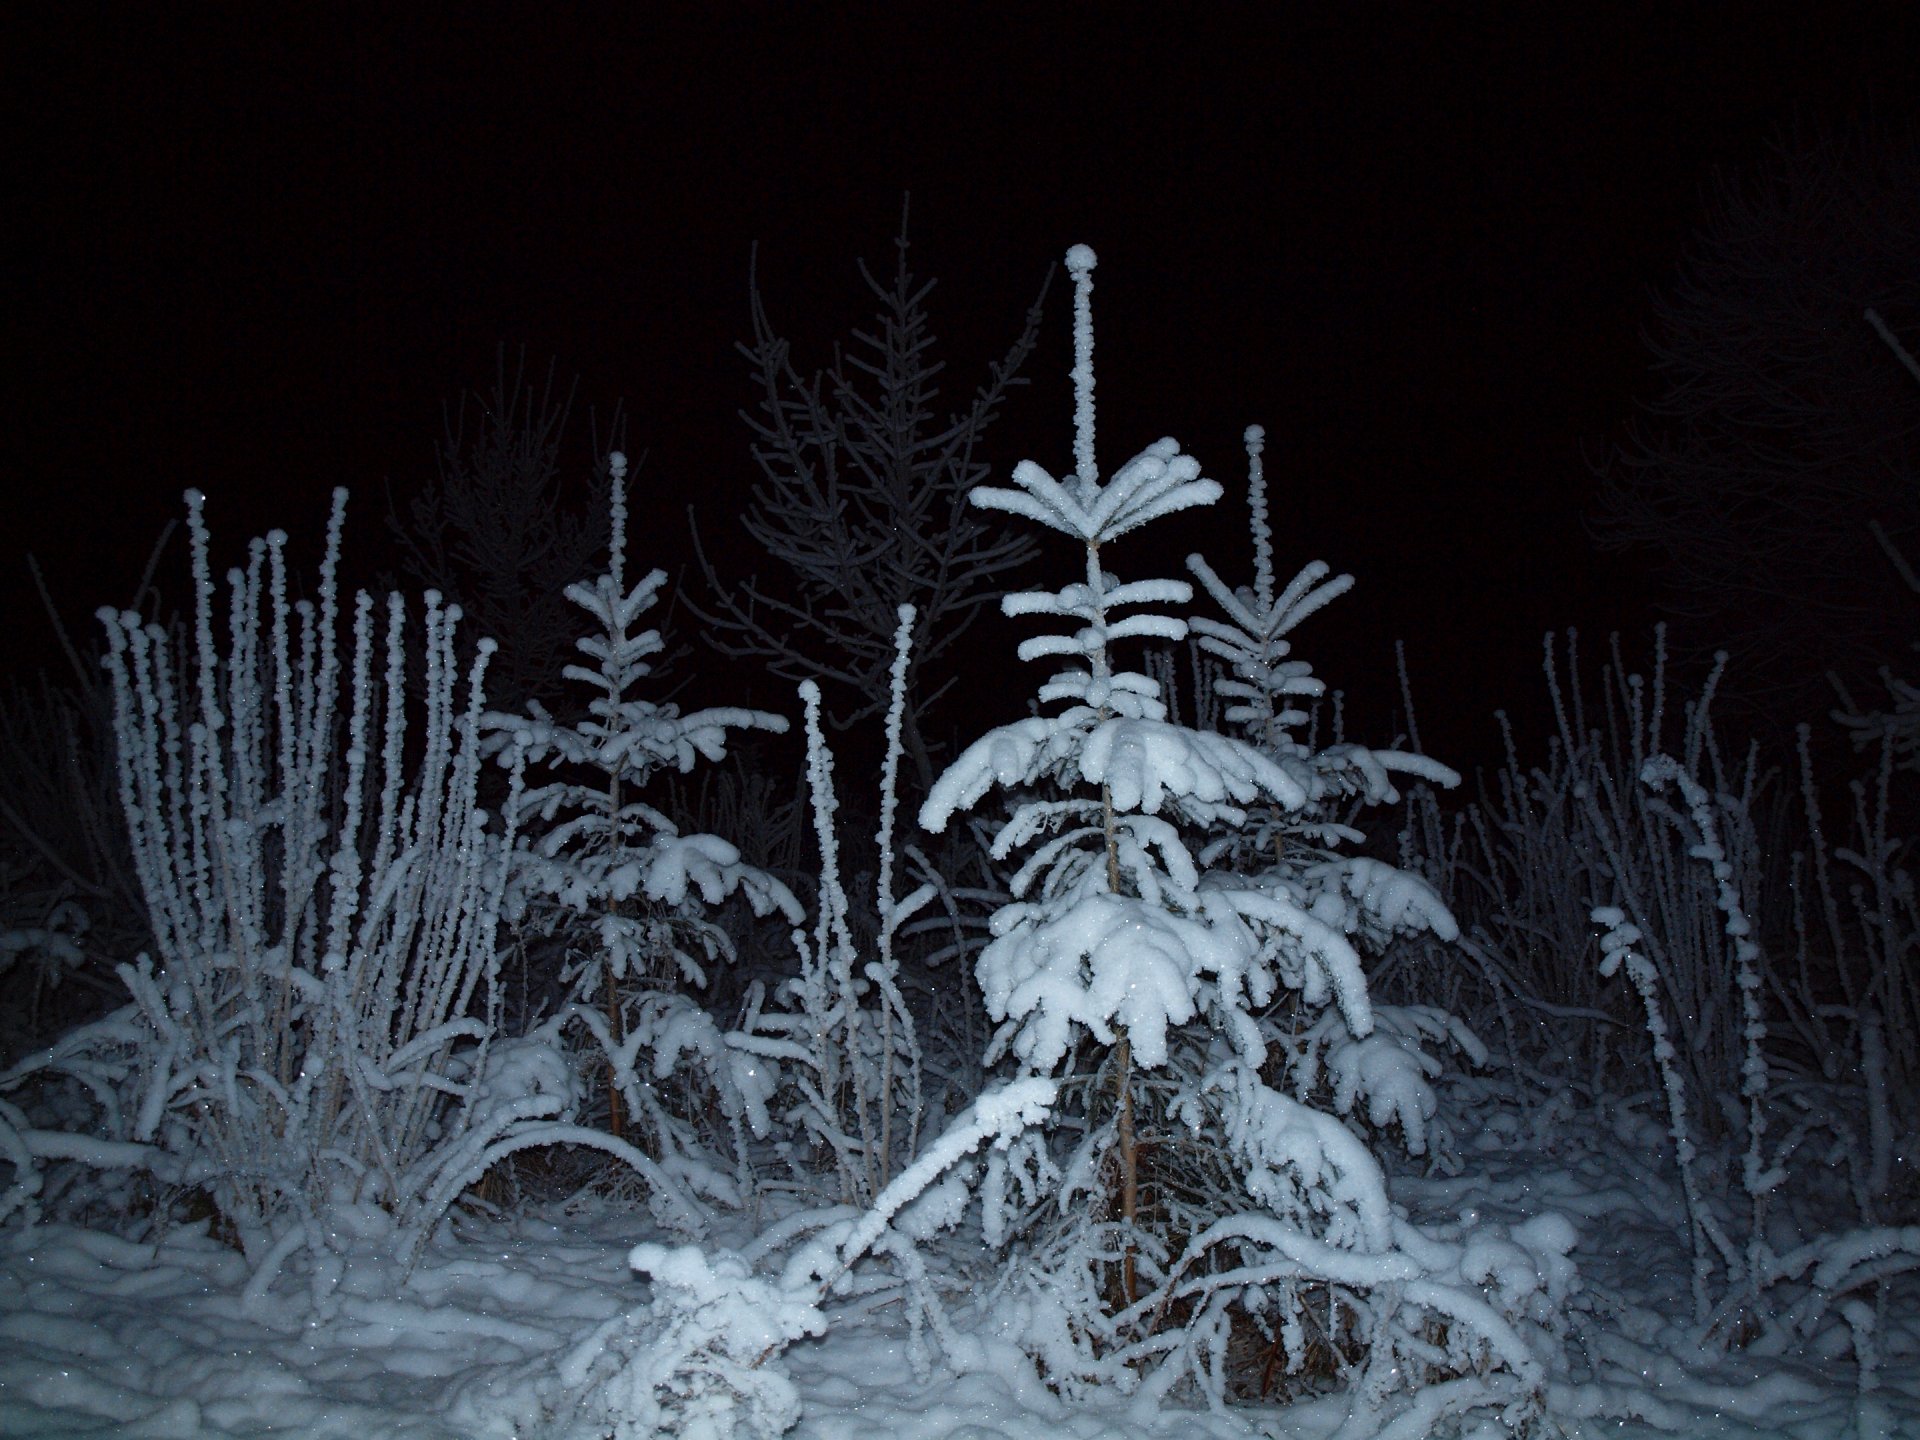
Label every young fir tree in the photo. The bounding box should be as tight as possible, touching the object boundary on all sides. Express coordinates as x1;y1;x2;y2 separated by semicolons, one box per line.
484;454;800;1190
1186;426;1483;1158
687;213;1047;797
919;248;1568;1422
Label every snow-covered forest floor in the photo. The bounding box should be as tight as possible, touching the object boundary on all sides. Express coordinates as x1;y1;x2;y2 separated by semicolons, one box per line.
3;1070;1911;1438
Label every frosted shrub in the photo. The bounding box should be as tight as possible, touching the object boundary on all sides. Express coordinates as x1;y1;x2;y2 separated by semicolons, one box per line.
1390;632;1783;1108
920;247;1569;1430
1794;724;1918;1207
1596;748;1920;1366
1393;627;1913;1199
558;1244;825;1440
732;607;929;1207
482;455;801;1205
21;489;708;1279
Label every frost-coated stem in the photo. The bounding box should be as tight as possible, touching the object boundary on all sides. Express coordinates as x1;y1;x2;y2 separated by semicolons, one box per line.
1115;1028;1139;1305
602;614;629;1139
607;451;629;595
1067;243;1098;497
874;604;916;1185
1079;530;1139;1299
1642;753;1775;1302
800;678;878;1202
875;605;914;955
1595;905;1714;1326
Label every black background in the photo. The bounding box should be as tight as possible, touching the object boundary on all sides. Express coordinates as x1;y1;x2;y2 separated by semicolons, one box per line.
11;6;1915;769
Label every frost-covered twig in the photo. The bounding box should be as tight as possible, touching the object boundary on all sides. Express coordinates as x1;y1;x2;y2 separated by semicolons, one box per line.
1594;905;1726;1325
1641;750;1781;1314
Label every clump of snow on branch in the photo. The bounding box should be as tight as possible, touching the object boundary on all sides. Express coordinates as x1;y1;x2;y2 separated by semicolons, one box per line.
555;1243;825;1440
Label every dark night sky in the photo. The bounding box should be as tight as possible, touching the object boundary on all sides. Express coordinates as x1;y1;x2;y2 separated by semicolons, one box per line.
11;7;1916;769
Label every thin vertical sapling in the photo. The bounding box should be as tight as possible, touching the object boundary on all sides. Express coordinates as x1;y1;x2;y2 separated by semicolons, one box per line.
735;605;931;1208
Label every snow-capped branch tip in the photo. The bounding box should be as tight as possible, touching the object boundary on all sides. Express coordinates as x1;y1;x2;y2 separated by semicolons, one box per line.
1244;423;1274;610
1067;244;1098;495
607;452;630;593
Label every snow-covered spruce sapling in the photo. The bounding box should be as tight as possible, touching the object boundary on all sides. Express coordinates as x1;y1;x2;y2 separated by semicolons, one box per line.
1186;424;1474;1160
920;249;1559;1424
920;242;1273;1315
483;453;800;1201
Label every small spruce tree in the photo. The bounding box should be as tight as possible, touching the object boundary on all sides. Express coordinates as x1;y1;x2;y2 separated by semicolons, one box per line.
484;454;800;1196
919;248;1570;1427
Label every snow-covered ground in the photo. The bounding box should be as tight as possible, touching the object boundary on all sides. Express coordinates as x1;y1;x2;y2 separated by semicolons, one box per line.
3;1079;1909;1439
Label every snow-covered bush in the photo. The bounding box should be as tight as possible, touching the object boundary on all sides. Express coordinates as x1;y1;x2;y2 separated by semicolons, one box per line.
0;489;720;1281
918;245;1567;1429
557;1243;826;1440
1391;622;1912;1188
1387;632;1785;1113
1595;747;1918;1362
481;455;801;1202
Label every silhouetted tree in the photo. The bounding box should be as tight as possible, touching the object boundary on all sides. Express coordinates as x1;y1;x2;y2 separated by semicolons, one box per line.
1592;119;1920;728
388;348;616;716
687;211;1050;795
